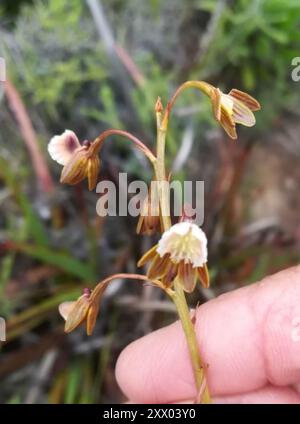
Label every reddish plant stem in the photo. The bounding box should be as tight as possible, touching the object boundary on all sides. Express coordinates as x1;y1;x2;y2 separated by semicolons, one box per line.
89;129;156;164
5;78;54;193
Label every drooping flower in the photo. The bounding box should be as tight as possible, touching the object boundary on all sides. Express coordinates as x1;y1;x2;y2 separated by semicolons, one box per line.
59;274;162;335
210;87;261;139
59;288;100;335
138;222;209;292
48;130;100;190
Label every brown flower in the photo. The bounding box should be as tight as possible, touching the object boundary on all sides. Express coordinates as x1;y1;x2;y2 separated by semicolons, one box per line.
210;88;261;139
138;222;209;293
59;288;100;336
59;274;163;335
48;130;100;190
136;183;163;235
59;279;110;335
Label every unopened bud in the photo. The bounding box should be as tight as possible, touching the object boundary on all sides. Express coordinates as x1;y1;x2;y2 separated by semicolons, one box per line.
155;96;163;113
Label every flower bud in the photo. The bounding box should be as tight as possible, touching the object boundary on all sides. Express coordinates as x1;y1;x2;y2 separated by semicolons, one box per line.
136;183;162;235
155;96;163;113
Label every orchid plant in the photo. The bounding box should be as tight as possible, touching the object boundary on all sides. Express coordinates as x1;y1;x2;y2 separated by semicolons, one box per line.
48;80;260;403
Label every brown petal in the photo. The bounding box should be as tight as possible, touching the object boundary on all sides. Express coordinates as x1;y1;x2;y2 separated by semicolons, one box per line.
136;214;145;235
90;280;111;303
64;295;90;333
137;244;159;267
87;156;100;191
220;107;237;139
60;149;88;185
210;87;221;121
178;262;197;293
162;262;178;287
137;214;161;236
147;253;169;280
231;96;256;127
147;254;170;280
86;302;100;336
136;191;161;235
197;263;210;288
229;89;261;111
84;279;114;335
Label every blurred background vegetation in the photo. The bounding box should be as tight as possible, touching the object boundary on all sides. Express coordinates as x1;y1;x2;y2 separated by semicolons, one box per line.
0;0;300;403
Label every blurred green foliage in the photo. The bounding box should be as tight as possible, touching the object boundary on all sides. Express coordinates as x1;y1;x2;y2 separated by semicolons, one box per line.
2;0;298;155
0;0;33;19
197;0;300;127
3;1;107;126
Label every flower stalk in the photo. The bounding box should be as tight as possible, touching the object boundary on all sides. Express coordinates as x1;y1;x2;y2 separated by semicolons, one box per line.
154;97;211;403
162;80;212;128
153;126;171;231
90;128;156;165
170;279;211;404
60;273;165;335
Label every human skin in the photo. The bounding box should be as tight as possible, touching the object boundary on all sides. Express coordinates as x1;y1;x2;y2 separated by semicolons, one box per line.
116;266;300;403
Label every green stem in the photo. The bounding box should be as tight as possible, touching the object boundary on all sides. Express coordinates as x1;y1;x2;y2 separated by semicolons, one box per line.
154;125;171;230
154;107;211;403
162;80;213;128
171;280;211;404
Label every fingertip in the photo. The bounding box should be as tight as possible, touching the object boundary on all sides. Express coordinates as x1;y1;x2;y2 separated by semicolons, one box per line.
115;330;160;402
116;322;195;403
115;338;144;401
115;266;300;403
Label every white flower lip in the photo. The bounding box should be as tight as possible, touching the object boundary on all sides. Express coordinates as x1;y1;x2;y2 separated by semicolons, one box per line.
221;94;234;115
58;301;76;321
157;222;208;268
48;129;81;165
222;93;256;127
